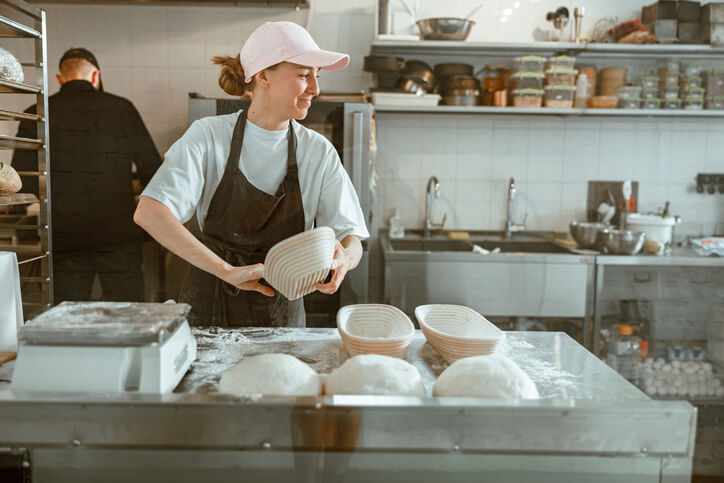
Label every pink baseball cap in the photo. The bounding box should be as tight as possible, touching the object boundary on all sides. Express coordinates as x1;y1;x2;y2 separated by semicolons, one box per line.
241;21;350;83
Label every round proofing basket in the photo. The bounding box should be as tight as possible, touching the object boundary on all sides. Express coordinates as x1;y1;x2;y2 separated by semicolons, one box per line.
263;227;336;300
415;304;504;363
337;304;415;358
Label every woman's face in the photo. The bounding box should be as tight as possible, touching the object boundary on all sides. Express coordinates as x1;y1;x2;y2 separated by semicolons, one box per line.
264;62;320;120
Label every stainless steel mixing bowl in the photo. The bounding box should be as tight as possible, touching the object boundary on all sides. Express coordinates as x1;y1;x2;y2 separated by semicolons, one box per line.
600;229;646;255
416;18;476;41
569;221;609;249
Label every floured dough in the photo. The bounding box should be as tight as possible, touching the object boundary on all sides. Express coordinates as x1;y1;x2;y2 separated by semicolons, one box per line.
325;354;425;396
433;355;539;399
218;353;322;396
0;163;22;194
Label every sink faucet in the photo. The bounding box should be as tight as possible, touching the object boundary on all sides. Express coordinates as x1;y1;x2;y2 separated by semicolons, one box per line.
505;177;527;239
424;176;446;239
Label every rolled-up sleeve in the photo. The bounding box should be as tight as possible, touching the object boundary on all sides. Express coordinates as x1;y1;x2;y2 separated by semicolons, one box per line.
140;121;206;224
315;147;370;241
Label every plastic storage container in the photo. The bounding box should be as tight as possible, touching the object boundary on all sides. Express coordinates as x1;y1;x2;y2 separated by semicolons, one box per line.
508;71;544;90
683;86;706;99
642;87;660;99
707;96;724;109
616;85;643;97
544;67;576;86
665;98;682;109
661;86;679;99
544;84;574;108
684;97;704;110
680;76;703;89
512;55;545;72
606;324;641;383
683;61;702;77
546;55;576;69
644;98;661;109
642;75;660;88
659;74;680;88
620;96;642;109
511;88;543;107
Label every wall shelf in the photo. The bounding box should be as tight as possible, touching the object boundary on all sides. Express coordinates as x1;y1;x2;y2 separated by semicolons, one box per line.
371;40;724;59
373;105;724;117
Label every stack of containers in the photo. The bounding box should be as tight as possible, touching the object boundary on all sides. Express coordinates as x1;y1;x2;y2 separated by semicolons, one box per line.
641;74;661;109
703;67;724;109
658;57;682;109
508;55;544;107
616;85;642;109
543;55;576;108
681;61;705;110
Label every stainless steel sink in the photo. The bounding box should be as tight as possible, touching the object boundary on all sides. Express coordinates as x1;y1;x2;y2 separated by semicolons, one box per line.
381;231;595;319
388;237;571;254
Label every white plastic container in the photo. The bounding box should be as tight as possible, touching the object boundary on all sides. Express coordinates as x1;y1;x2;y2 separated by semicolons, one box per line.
626;213;681;254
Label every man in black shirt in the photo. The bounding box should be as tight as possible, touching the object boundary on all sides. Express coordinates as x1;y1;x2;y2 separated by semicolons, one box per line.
12;48;161;303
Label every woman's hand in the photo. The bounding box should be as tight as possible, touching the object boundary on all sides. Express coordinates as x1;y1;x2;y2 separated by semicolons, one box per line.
316;239;354;295
220;263;275;297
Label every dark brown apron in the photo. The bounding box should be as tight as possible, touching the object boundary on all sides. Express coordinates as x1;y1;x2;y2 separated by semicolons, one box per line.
179;110;306;327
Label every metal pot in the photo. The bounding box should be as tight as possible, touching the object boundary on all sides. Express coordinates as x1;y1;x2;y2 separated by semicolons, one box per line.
363;55;404;73
442;88;480;106
396;75;425;95
416;17;476;41
434;62;474;78
401;60;436;91
441;75;480;93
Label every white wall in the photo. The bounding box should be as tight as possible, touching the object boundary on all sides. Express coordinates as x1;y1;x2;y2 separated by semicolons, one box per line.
1;0;722;238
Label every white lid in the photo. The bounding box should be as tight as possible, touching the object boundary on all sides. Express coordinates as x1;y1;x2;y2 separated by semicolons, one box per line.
627;213;679;226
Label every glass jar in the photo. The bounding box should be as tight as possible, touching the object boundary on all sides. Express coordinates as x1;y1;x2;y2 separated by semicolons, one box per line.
606;324;641;383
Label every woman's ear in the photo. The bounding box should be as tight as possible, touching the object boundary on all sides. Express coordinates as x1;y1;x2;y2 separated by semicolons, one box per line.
254;69;270;88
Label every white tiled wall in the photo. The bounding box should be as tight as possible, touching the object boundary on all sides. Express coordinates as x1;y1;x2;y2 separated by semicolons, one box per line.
374;114;724;237
0;0;722;238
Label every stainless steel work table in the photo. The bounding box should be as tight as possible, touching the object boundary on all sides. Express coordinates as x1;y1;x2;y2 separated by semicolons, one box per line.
0;328;696;483
592;248;724;355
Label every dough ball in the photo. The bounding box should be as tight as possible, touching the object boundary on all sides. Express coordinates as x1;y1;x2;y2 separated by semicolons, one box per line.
325;354;425;396
433;355;539;399
218;353;321;396
0;163;22;194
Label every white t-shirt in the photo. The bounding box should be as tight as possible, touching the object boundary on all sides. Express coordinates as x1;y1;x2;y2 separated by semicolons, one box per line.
141;110;369;241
